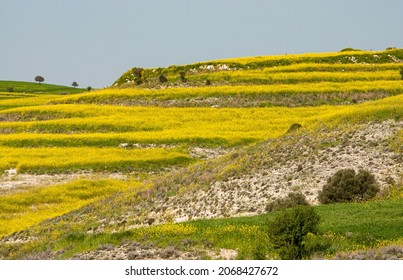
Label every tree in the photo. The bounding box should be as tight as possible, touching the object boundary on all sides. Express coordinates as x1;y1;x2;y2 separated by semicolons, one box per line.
71;81;79;88
318;169;380;204
87;86;92;92
35;76;45;84
267;206;320;259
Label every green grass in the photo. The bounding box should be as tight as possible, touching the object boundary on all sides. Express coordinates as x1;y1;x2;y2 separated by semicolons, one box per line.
0;80;86;94
13;197;401;260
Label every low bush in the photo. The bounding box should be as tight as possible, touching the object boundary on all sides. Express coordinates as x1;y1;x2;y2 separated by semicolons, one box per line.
286;123;302;133
132;67;144;84
340;47;361;52
318;169;380;204
159;74;168;83
265;192;308;212
179;71;187;83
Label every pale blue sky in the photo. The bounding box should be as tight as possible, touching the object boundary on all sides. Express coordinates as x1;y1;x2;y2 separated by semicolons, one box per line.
1;0;403;88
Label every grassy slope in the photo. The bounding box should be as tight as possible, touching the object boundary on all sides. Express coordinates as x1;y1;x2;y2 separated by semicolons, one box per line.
0;80;86;94
0;81;87;111
114;48;403;86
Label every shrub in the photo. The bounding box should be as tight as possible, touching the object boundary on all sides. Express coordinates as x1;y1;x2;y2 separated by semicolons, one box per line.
87;86;92;92
267;206;320;259
35;76;44;84
6;86;14;92
132;67;144;84
318;169;380;204
159;74;168;83
286;123;302;133
340;48;361;52
266;192;308;212
179;71;187;82
399;68;403;80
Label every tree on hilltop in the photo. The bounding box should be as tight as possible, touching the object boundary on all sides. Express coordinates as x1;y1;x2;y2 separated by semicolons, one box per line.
71;81;79;88
35;76;45;84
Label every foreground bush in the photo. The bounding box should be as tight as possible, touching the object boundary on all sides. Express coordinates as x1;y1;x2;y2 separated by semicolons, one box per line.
319;169;379;204
267;206;320;259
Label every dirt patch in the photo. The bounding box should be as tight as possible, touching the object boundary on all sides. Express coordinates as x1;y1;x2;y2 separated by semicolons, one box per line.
334;244;403;260
71;241;236;260
0;172;127;195
189;147;232;160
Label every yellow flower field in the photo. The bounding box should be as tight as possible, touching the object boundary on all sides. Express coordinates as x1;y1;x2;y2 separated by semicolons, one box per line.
0;179;135;237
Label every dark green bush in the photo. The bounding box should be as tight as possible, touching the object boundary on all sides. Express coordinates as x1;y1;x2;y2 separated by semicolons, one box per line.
179;71;187;82
132;67;144;84
318;169;380;204
6;86;14;92
286;123;302;133
399;68;403;80
159;74;168;83
340;47;361;52
266;192;308;212
267;206;320;259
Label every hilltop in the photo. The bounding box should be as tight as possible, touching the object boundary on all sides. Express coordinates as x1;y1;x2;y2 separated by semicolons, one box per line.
0;80;86;94
0;48;402;260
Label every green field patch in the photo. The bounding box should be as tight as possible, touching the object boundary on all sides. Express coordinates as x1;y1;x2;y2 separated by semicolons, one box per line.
48;198;403;259
0;81;86;94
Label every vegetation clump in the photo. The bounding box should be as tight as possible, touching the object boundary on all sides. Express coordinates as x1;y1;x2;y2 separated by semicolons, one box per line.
159;74;168;83
132;67;144;85
286;123;302;133
318;169;380;204
179;71;187;83
340;47;361;52
267;206;320;259
266;192;308;212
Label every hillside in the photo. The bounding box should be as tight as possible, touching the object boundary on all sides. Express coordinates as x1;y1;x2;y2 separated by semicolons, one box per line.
0;80;86;111
0;49;402;260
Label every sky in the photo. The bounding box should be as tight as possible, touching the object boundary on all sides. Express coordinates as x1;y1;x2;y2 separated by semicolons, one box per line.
1;0;403;88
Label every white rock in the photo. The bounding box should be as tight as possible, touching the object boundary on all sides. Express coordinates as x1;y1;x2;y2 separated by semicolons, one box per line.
5;169;17;176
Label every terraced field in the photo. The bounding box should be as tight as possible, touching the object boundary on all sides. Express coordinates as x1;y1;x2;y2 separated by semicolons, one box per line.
0;48;402;260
